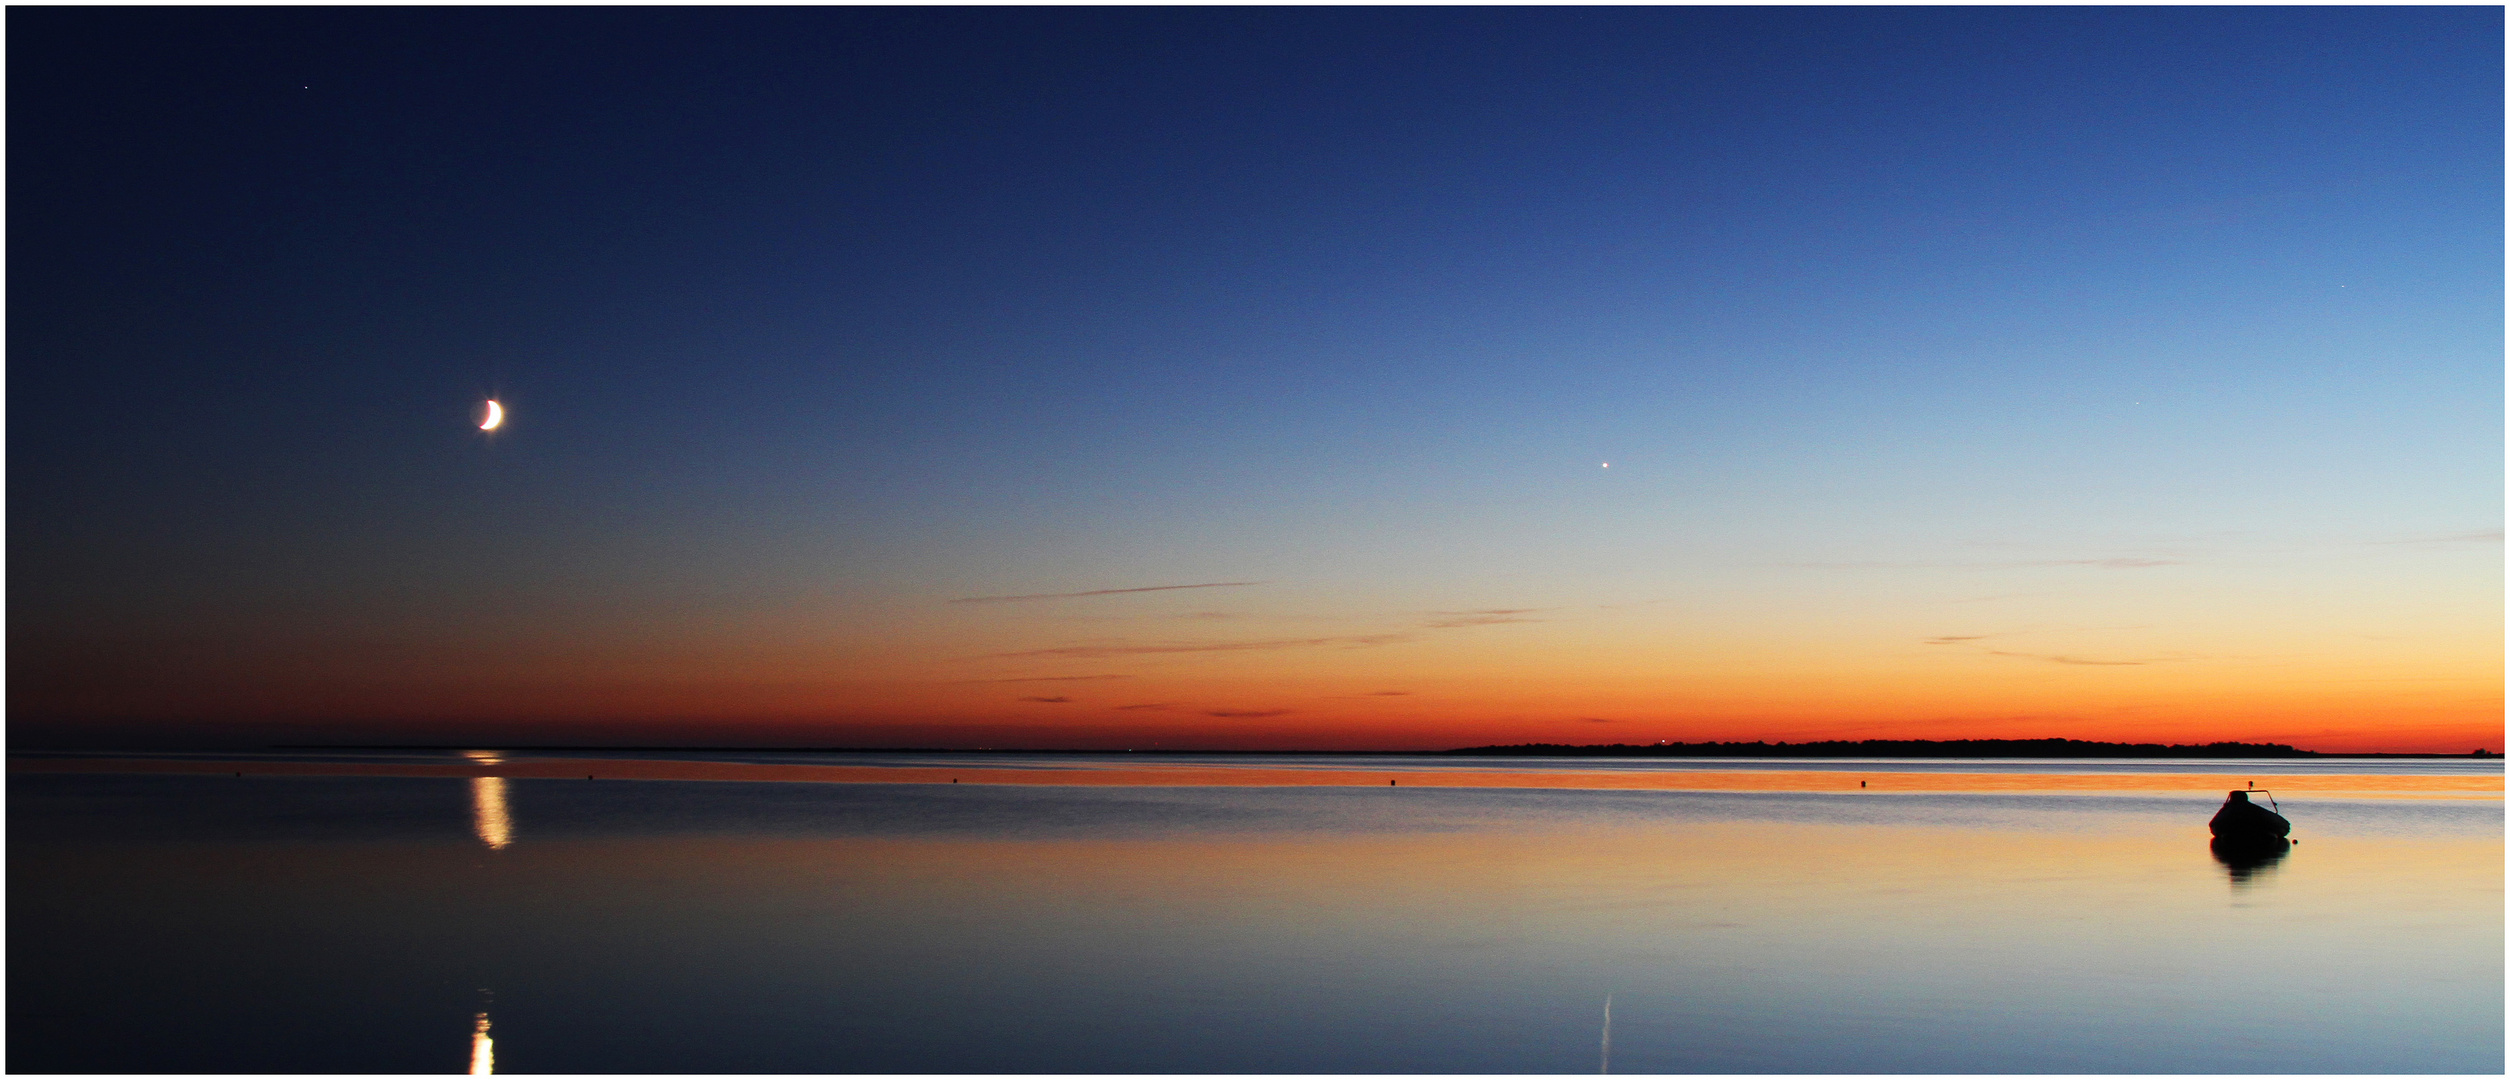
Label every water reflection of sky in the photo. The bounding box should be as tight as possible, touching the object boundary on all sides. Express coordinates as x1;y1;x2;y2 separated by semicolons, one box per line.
14;747;2506;776
15;749;2500;808
8;768;2498;1072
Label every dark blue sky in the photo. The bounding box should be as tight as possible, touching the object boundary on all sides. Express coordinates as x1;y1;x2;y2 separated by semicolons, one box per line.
11;7;2499;749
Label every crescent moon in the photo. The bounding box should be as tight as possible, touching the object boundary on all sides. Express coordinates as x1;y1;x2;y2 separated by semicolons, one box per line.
480;400;504;431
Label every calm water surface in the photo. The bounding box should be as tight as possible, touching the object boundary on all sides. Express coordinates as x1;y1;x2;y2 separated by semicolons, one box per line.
9;754;2500;1073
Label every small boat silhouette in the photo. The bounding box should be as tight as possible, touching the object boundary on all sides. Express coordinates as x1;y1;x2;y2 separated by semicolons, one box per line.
2208;787;2291;843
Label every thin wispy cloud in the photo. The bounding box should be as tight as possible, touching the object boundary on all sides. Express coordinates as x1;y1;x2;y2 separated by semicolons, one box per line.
2043;557;2181;569
1424;608;1544;628
1984;650;2188;667
1792;557;2184;571
987;633;1419;659
1787;560;1948;570
2368;530;2503;546
960;674;1133;684
1596;597;1683;610
950;582;1262;604
980;602;1538;662
1929;628;2184;666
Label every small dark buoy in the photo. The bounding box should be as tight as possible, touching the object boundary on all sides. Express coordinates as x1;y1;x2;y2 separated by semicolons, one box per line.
1389;779;1396;786
952;778;958;783
1859;780;1866;788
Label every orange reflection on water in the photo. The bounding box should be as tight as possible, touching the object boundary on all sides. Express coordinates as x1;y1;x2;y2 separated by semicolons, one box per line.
463;752;514;849
492;821;2501;968
471;777;513;850
469;1012;493;1075
10;754;2499;800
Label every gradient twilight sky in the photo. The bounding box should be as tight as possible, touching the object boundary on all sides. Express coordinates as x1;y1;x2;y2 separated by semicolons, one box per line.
10;7;2500;752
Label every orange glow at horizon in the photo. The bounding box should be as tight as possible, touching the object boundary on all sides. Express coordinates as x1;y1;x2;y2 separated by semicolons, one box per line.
13;755;2499;800
11;537;2497;754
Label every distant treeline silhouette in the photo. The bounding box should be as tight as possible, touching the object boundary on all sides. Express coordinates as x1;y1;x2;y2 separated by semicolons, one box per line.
1443;738;2324;758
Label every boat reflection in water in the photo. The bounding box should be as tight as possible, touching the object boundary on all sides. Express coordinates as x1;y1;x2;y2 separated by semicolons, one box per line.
2209;835;2291;886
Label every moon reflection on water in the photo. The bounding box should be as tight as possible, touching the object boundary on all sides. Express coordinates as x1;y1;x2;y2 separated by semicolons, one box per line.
465;752;512;850
463;752;505;1073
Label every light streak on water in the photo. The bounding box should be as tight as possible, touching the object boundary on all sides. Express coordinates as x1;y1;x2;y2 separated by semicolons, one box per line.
1600;993;1611;1074
471;778;513;849
470;1012;494;1075
466;752;512;850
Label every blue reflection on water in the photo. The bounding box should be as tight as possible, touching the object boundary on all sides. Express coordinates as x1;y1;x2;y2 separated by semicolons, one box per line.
9;764;2501;1074
12;768;2497;844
